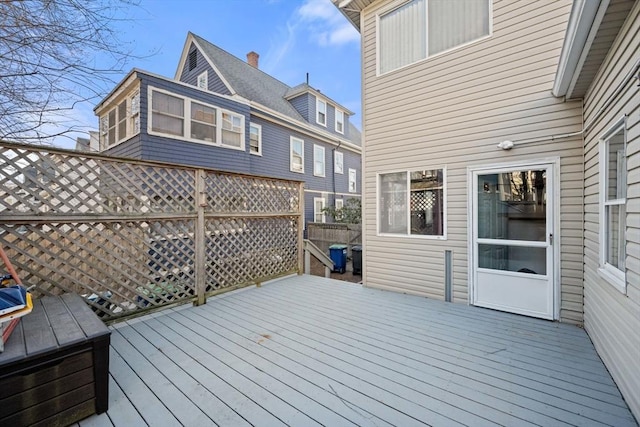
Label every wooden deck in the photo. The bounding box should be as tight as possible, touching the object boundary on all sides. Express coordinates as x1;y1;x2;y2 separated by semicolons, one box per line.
77;275;637;427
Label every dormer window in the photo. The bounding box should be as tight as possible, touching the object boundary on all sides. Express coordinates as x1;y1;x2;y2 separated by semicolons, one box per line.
316;98;327;126
335;109;344;134
378;0;491;74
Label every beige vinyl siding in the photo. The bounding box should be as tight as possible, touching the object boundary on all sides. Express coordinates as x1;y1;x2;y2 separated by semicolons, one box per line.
361;0;585;322
582;0;640;420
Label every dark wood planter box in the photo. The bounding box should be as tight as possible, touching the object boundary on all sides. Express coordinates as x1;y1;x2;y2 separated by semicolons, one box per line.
0;293;110;427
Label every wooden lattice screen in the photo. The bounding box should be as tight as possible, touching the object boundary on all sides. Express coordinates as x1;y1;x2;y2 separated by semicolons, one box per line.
0;141;303;321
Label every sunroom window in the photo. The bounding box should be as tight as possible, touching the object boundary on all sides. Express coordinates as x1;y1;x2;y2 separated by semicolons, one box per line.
151;91;184;136
221;112;243;148
191;102;216;143
379;0;490;74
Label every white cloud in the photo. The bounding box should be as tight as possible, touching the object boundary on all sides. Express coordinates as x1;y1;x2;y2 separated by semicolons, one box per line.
264;0;358;66
296;0;359;47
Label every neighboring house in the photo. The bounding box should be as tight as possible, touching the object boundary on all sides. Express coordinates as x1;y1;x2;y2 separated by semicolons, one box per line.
93;32;361;227
75;131;99;152
335;0;639;420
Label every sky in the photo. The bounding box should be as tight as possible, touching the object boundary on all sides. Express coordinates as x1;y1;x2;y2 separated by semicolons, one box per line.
53;0;361;149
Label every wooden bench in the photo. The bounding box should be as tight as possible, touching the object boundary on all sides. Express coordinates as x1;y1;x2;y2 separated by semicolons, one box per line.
0;293;110;427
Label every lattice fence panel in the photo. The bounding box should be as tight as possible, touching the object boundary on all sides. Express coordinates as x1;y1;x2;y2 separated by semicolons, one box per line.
0;145;196;216
1;141;303;322
0;220;196;320
204;173;300;214
204;217;299;292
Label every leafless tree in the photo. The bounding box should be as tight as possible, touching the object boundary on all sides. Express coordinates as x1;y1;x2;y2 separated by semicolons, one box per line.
0;0;140;143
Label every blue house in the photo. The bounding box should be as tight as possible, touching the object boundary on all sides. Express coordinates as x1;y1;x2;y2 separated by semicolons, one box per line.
94;32;361;226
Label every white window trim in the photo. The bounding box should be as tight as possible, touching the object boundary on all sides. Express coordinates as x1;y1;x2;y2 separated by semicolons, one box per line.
335;198;344;221
290;136;304;174
100;88;141;150
334;151;344;174
348;168;357;193
598;117;627;294
314;197;326;223
314;144;326;177
197;71;208;90
335;109;344;134
375;0;493;77
316;98;327;127
147;86;245;151
376;167;447;240
249;122;262;156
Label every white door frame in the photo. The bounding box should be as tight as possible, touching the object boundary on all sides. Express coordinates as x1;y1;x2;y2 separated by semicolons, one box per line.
467;157;561;320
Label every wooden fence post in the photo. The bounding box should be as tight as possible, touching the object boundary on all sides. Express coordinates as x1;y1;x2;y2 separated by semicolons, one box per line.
297;182;304;275
195;169;206;305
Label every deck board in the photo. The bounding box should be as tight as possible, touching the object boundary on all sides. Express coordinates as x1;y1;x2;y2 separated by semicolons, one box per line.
81;275;638;427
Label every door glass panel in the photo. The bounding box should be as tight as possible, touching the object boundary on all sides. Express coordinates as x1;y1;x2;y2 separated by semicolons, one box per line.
477;170;546;241
478;244;547;275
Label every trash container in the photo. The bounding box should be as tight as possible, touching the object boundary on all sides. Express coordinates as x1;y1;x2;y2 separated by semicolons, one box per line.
329;244;348;273
351;245;362;275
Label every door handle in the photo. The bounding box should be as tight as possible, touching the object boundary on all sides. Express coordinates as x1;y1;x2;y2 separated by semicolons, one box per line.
549;233;553;245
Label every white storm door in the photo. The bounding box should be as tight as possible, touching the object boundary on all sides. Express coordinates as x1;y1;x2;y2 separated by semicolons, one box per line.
472;165;555;319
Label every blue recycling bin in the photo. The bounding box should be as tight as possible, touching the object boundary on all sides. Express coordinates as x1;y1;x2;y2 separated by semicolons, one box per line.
329;244;348;273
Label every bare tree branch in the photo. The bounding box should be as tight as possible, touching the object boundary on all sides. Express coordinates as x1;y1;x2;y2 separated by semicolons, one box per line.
0;0;143;143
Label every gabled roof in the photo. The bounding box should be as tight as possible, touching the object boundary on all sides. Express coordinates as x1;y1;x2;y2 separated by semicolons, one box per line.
285;83;355;116
187;33;306;122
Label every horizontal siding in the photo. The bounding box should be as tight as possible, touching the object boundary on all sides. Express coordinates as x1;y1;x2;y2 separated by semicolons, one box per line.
105;136;143;159
582;0;640;421
179;42;231;95
289;94;311;122
361;0;584;322
126;74;361;226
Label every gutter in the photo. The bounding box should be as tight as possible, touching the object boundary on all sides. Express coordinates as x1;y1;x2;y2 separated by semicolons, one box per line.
552;0;607;98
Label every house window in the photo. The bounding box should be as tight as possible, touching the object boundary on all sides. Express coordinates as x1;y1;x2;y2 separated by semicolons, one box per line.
191;102;216;143
335;151;344;174
335;198;344;221
221;112;243;148
189;50;197;71
130;91;140;134
100;89;141;149
378;0;490;74
148;87;244;150
335;109;344;134
348;168;357;193
117;101;127;143
599;121;626;292
316;98;327;126
197;71;208;90
378;169;446;237
290;137;304;173
105;109;116;147
151;91;184;136
314;145;325;177
314;197;326;223
249;123;262;155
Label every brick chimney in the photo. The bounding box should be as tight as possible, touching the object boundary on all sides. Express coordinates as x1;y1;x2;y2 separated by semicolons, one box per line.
247;51;259;68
